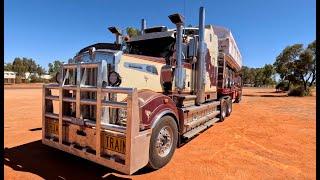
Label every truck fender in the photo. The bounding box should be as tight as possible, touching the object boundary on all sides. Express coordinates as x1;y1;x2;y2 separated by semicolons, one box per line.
150;109;179;129
137;90;179;130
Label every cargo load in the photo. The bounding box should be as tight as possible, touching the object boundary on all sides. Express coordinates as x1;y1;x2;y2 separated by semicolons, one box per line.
213;26;242;71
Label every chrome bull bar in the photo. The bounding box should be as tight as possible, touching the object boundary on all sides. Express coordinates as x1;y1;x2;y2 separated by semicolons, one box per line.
42;62;151;175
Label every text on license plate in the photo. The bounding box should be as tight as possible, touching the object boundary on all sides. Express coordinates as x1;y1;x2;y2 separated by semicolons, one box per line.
104;135;126;154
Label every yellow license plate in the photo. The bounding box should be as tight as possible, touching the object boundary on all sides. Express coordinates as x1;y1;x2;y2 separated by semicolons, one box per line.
47;121;58;135
104;135;126;154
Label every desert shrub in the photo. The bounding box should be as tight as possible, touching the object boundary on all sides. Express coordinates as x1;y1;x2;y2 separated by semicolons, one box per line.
288;86;306;96
30;75;43;83
276;81;289;91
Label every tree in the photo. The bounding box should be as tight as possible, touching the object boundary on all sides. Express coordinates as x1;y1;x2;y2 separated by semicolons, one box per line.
254;68;263;87
241;65;275;87
126;27;140;38
261;64;275;85
292;42;316;92
241;66;256;85
36;64;46;76
273;44;304;89
274;44;303;79
307;40;316;87
12;57;28;77
48;60;63;77
23;58;37;74
273;41;316;95
4;63;13;71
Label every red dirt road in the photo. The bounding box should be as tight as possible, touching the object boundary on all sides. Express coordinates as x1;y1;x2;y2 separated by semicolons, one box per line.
4;87;316;179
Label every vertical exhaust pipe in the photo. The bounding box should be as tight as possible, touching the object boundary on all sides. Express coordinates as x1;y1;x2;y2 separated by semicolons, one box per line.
196;7;206;105
141;19;146;35
169;13;185;92
108;26;122;44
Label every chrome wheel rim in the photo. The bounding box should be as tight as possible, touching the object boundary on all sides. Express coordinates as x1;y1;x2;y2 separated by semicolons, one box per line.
221;102;226;117
155;125;173;157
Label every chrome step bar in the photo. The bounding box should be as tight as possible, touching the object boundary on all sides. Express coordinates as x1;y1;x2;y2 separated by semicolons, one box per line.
185;111;220;128
183;118;220;139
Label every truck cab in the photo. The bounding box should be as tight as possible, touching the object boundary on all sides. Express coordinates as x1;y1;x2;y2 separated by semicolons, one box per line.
42;7;242;175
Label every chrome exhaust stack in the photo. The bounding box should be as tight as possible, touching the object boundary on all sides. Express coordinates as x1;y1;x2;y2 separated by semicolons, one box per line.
141;19;146;35
195;7;206;105
108;26;122;44
169;13;185;93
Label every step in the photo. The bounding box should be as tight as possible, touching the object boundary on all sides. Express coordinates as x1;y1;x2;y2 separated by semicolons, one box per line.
182;118;220;139
185;111;220;128
182;124;207;139
204;118;220;127
181;101;220;113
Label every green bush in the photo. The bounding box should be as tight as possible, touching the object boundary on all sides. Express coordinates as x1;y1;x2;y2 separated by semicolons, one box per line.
30;75;43;83
276;81;289;91
288;86;305;96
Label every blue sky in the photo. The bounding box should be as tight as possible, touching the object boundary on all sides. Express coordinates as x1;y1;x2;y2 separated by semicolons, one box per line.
4;0;316;70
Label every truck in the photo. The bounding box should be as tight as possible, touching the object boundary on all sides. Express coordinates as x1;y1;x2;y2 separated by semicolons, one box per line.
42;6;242;174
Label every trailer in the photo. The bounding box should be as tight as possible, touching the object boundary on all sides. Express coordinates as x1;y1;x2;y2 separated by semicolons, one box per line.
42;7;242;174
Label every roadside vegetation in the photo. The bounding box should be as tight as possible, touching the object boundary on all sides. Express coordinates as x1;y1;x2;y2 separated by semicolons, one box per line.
4;58;64;83
242;40;316;96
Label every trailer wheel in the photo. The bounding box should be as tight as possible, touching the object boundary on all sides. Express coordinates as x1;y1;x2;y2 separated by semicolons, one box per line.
226;98;232;117
234;91;242;103
148;115;178;169
219;98;227;122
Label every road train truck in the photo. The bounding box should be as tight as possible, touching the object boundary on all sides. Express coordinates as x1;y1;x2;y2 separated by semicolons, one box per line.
42;7;242;174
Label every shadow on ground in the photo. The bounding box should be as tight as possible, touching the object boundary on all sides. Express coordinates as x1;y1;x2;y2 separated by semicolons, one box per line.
4;140;148;179
243;94;288;97
29;127;42;131
256;91;286;94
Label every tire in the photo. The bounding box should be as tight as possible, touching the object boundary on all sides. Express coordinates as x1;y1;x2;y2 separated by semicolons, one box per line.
226;98;232;117
219;98;227;122
234;91;242;103
148;115;178;169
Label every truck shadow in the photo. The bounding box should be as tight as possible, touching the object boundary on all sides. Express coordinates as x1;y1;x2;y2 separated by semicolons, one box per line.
4;140;135;180
243;94;288;97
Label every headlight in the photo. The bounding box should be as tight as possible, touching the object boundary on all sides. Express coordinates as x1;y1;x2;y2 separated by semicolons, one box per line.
108;71;121;86
118;108;127;126
118;108;127;119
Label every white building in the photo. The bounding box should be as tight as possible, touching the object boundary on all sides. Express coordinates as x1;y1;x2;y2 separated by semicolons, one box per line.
4;71;16;84
40;74;52;80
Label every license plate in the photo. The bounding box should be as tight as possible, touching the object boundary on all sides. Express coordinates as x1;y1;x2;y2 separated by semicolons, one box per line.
104;135;126;154
47;120;58;135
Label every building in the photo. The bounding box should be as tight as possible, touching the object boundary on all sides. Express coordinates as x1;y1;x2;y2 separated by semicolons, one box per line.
4;71;16;84
40;74;52;80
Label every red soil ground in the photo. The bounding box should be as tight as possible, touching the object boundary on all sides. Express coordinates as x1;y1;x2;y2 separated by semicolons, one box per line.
4;87;316;179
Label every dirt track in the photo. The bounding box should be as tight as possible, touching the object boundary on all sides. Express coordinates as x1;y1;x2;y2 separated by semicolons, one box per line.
4;87;316;180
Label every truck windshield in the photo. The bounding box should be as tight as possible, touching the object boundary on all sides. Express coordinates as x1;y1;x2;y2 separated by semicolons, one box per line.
126;37;175;58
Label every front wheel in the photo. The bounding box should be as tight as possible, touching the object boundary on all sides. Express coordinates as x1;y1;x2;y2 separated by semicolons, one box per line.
226;98;232;117
148;115;178;169
234;91;242;103
219;98;227;122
